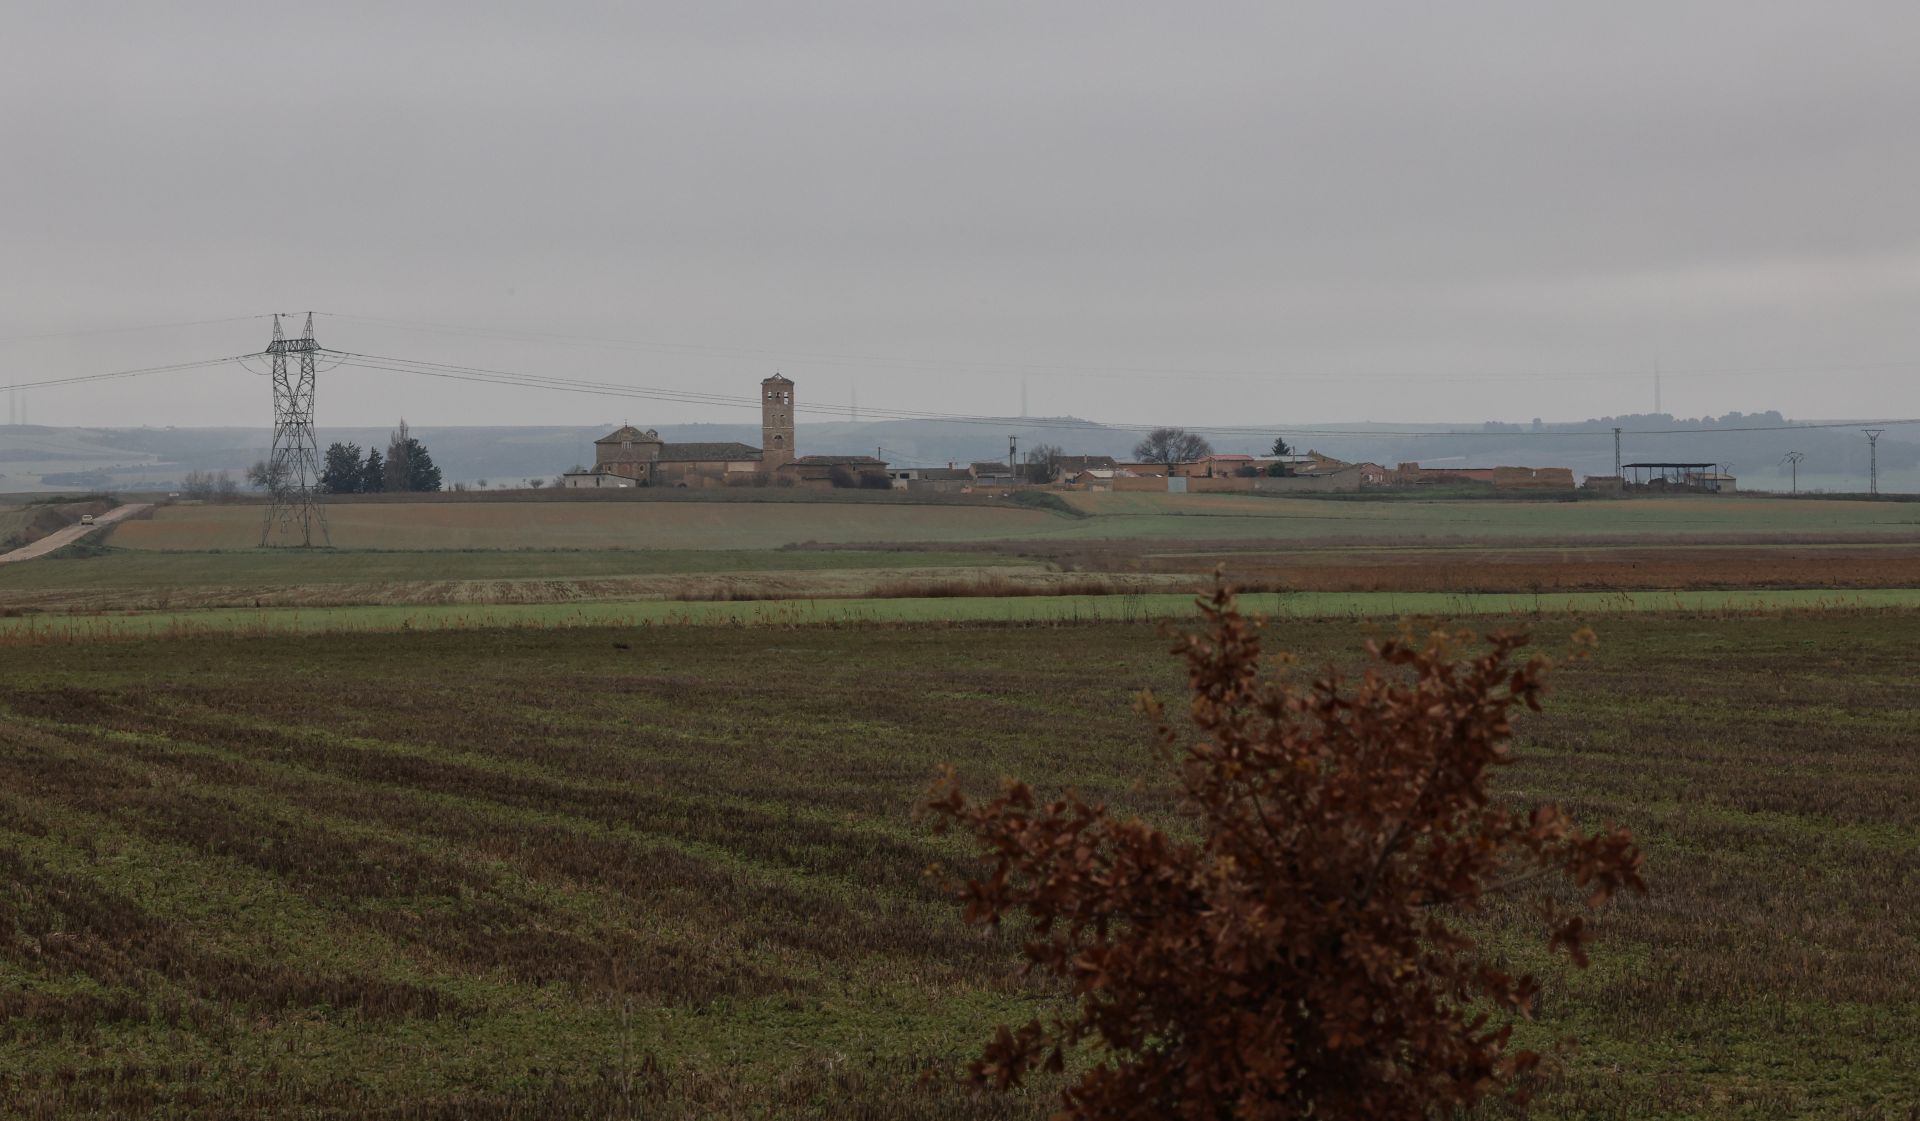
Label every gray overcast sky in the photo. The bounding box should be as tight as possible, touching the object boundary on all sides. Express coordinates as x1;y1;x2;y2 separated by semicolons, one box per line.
4;1;1918;430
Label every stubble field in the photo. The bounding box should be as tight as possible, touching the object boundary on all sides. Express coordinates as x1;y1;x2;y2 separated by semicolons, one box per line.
1;611;1916;1119
96;493;1920;553
102;500;1063;551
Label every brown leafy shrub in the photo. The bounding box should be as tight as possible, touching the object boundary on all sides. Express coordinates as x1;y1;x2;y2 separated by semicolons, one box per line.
927;581;1645;1120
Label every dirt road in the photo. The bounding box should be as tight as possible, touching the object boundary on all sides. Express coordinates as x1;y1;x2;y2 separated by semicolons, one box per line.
0;503;150;565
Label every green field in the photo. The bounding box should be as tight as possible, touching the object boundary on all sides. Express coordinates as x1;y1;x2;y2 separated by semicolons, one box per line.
8;587;1920;643
1;612;1914;1118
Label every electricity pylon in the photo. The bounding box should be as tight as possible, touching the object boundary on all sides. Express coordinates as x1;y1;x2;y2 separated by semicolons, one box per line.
260;312;330;546
1781;451;1804;495
1864;429;1884;497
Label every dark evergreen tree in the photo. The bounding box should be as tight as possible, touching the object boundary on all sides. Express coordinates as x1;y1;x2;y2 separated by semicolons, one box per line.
404;439;442;492
359;448;386;493
320;442;363;494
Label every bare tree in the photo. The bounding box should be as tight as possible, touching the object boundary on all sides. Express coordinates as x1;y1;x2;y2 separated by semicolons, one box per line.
245;459;290;495
383;419;413;493
181;470;216;500
1133;427;1213;464
1023;443;1063;484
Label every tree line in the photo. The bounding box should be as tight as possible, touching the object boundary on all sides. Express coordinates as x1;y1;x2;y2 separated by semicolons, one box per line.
318;420;442;494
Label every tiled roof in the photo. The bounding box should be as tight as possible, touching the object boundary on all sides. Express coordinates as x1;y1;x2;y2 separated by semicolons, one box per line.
793;454;885;465
594;426;659;445
655;442;763;462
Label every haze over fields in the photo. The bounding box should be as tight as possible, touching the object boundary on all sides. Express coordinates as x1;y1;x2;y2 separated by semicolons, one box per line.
2;413;1917;495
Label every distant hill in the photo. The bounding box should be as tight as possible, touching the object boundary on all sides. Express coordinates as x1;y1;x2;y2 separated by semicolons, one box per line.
1;411;1913;493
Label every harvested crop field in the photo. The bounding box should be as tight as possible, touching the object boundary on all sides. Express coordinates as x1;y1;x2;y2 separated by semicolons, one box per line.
0;548;1037;612
107;500;1065;551
97;493;1920;557
1058;492;1920;542
0;612;1916;1118
1072;541;1920;592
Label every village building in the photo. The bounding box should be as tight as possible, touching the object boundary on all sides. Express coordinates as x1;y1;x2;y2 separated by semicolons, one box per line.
560;469;635;489
784;454;890;487
969;461;1018;486
888;466;972;492
1173;453;1258;478
581;375;885;488
1050;454;1118;475
1387;462;1575;490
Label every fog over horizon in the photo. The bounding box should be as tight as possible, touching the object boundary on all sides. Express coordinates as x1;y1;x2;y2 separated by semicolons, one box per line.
5;3;1919;433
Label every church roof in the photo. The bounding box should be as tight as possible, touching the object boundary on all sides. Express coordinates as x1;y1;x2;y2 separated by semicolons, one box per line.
594;425;659;445
655;442;763;462
762;373;794;384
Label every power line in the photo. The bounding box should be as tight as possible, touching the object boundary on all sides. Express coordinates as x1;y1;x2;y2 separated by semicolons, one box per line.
0;355;248;394
0;314;271;345
314;311;1920;387
321;349;1920;441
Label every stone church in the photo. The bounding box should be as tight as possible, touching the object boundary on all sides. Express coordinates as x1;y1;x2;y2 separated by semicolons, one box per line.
564;375;885;488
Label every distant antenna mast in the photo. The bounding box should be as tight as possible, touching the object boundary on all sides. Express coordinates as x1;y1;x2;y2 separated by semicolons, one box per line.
1864;429;1884;496
259;312;330;547
1782;450;1804;495
1613;426;1622;478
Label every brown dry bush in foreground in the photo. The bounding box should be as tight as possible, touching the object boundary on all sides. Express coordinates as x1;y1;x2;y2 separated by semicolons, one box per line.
929;582;1646;1120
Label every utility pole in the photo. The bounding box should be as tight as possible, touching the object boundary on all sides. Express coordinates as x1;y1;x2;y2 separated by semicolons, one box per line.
1613;426;1622;478
1009;434;1018;476
1782;451;1804;495
259;312;330;547
1864;429;1884;496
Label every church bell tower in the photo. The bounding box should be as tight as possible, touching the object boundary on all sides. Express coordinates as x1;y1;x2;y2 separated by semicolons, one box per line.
761;373;795;469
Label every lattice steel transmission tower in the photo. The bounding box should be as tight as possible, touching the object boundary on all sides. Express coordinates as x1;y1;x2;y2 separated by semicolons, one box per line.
1863;429;1884;497
260;312;330;546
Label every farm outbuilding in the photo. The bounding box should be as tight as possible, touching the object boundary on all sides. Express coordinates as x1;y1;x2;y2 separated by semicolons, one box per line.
1622;463;1736;493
